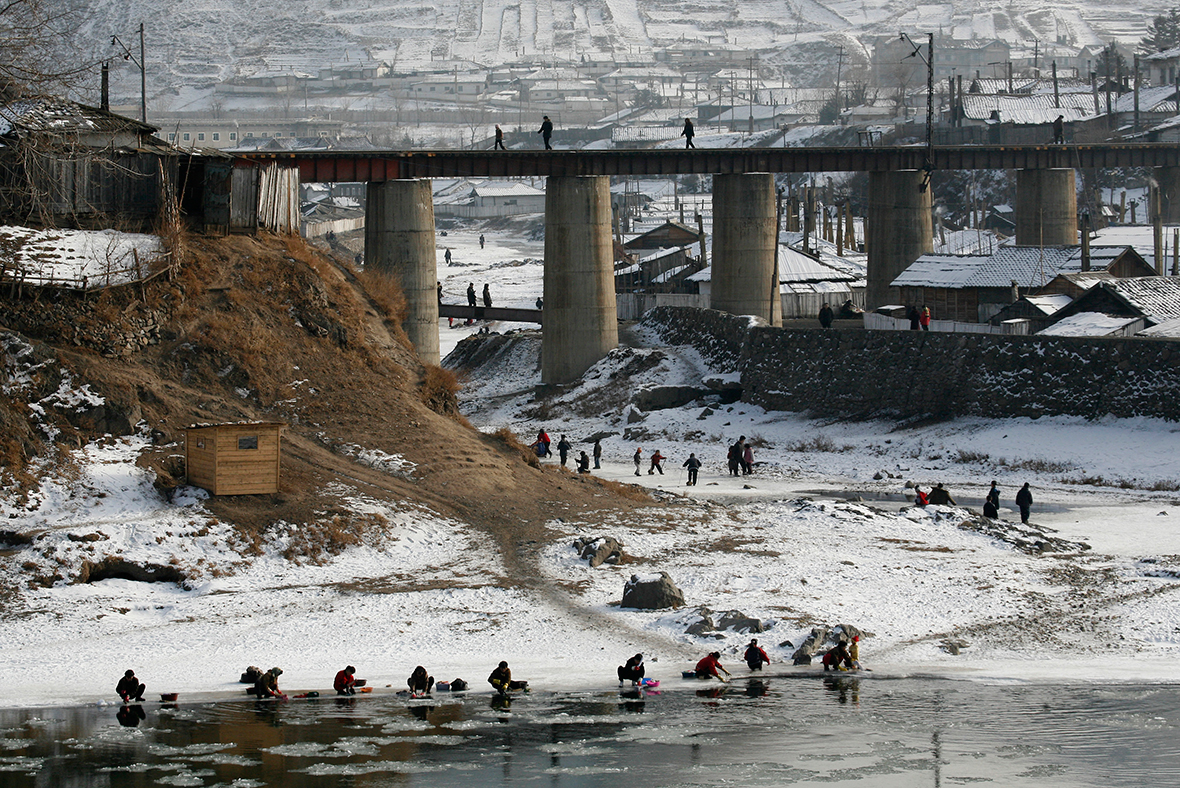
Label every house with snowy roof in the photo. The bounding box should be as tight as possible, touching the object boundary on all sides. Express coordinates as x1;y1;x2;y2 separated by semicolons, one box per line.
1039;277;1180;336
891;245;1152;323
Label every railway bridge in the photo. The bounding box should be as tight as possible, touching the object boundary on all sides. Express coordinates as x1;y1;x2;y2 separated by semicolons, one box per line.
239;145;1180;383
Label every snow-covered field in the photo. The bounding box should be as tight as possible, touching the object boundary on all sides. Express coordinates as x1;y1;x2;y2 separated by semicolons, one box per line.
2;217;1179;712
0;227;164;290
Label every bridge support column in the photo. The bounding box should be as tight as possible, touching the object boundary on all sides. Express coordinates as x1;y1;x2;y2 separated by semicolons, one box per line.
866;170;933;310
1015;169;1077;246
710;173;781;326
541;176;618;385
365;179;440;365
1155;167;1180;224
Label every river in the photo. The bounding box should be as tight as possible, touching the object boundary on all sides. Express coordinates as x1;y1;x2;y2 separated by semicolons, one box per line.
1;677;1176;786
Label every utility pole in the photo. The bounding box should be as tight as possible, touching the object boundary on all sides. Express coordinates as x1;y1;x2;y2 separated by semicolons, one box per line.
111;22;147;123
834;46;845;118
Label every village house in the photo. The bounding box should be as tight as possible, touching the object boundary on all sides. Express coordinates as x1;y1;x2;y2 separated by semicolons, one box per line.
891;245;1153;323
1040;276;1180;337
0;97;175;230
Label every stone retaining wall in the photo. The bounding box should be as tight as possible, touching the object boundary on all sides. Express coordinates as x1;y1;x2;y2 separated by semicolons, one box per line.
641;306;762;371
643;306;1180;421
742;326;1180;421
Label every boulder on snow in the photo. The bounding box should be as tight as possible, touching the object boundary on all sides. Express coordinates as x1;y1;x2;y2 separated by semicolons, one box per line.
621;572;685;610
682;606;764;636
717;610;764;634
573;535;623;567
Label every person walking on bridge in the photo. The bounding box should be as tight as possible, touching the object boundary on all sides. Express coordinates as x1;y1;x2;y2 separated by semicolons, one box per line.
466;282;476;325
494;125;506;150
482;283;492;308
682;118;696;149
538;116;553;150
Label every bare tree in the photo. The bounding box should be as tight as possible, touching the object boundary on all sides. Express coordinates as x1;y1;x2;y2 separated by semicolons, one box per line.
0;0;91;99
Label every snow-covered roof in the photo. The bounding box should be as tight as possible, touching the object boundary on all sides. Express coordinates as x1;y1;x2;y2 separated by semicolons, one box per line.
1038;312;1141;337
1025;293;1073;315
961;93;1094;124
1096;277;1180;324
778;247;858;283
1114;86;1177;114
1138;315;1180;336
1059;245;1139;273
471;183;546;198
226;135;378;152
0;98;156;138
893;246;1077;289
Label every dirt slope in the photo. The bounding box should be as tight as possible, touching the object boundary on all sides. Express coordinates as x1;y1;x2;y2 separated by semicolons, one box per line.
0;232;644;578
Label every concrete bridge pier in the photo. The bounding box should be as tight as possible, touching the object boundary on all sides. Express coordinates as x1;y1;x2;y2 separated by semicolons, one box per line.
1015;168;1077;246
866;170;933;309
1155;166;1180;224
710;173;781;326
365;179;440;366
541;176;618;385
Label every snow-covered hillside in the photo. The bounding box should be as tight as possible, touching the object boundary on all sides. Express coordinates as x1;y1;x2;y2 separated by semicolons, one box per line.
75;1;1170;106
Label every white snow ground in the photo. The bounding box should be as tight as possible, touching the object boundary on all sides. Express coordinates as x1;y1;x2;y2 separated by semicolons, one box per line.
2;212;1180;711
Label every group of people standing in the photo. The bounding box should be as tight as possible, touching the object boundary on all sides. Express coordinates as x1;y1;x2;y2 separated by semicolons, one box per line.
907;304;932;331
915;480;1035;522
727;436;754;476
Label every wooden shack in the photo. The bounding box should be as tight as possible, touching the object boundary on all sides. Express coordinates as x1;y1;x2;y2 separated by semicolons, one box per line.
185;422;283;495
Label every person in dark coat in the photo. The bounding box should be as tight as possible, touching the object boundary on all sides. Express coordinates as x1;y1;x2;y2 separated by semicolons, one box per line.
466;283;476;307
255;667;285;699
1015;482;1033;524
1053;114;1065;144
557;435;572;466
538;116;553;150
983;481;1000;518
494;125;506;150
479;233;485;248
577;451;591;473
482;283;492;308
408;666;434;695
907;305;921;330
744;639;770;671
618;653;645;685
683;452;701;485
444;248;452;265
927;483;955;506
822;640;853;671
593;438;603;469
116;670;145;703
819;302;834;328
488;661;528;694
437;282;443;304
682;118;696;149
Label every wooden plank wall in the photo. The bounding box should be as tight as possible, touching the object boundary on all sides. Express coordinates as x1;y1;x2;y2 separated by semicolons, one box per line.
185;427;219;493
213;425;281;495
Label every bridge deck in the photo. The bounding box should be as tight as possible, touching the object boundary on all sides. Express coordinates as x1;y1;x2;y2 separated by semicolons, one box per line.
238;145;1180;182
439;304;542;324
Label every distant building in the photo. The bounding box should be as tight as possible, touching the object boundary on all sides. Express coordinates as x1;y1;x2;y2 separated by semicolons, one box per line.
892;245;1154;322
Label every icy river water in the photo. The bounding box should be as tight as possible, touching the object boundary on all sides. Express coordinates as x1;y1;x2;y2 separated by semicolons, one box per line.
1;678;1177;787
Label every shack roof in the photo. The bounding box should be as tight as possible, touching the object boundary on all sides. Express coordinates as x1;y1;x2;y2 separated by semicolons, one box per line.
0;98;157;139
1038;313;1141;336
893;246;1077;289
960;93;1094;124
